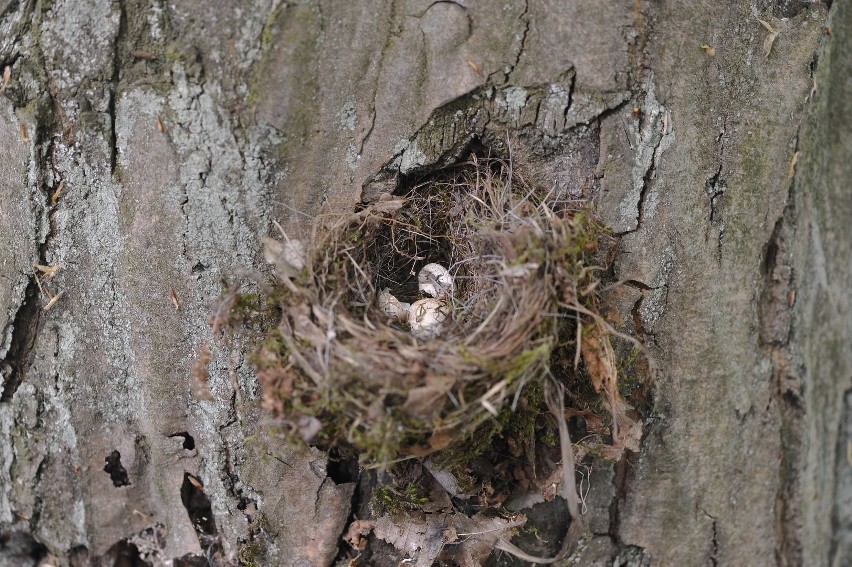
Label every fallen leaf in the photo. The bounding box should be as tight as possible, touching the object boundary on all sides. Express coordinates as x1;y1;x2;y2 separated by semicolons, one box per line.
374;510;525;567
580;401;643;462
343;519;376;551
440;512;526;567
442;525;458;543
582;323;627;442
374;512;446;567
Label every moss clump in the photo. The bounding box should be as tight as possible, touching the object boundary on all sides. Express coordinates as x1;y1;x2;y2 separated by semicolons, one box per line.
370;483;432;516
237;510;272;567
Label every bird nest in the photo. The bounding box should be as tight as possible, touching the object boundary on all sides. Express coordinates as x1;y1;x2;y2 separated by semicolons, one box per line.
257;156;617;469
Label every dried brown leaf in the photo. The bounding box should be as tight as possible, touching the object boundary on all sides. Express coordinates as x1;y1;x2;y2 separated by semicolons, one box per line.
582;323;629;441
615;401;643;453
374;510;524;567
441;512;526;567
581;323;617;396
343;519;376;551
374;512;446;567
580;401;643;462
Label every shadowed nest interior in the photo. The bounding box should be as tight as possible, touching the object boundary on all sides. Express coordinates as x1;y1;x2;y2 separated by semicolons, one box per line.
256;155;617;470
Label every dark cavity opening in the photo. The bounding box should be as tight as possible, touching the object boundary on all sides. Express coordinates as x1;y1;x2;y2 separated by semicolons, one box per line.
104;450;131;487
169;432;195;450
366;159;492;304
103;539;154;567
180;473;217;537
0;530;49;566
326;455;360;485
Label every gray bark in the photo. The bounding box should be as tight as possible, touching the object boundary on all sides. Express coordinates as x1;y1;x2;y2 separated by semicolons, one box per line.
0;1;848;566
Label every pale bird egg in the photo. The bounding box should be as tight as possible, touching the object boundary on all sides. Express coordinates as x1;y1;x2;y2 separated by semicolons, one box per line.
378;289;410;322
418;263;454;298
408;298;449;339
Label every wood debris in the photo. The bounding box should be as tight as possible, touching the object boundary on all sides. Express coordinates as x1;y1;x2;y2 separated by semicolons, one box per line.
758;18;779;59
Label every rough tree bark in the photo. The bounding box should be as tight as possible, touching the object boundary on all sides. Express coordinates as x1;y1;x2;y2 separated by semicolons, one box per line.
0;1;848;566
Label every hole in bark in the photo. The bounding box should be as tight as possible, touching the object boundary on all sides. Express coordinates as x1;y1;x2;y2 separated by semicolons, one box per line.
173;553;215;567
69;545;90;567
104;450;131;487
0;278;41;403
326;456;359;485
169;432;195;450
180;473;217;537
763;239;778;275
101;539;152;567
0;530;49;565
772;0;810;18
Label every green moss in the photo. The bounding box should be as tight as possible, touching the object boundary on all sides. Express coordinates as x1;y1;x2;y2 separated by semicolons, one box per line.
237;511;271;566
371;483;431;516
616;346;643;397
540;425;559;447
238;541;264;567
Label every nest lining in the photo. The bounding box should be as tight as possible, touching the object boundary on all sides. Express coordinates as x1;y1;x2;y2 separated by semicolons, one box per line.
258;156;606;469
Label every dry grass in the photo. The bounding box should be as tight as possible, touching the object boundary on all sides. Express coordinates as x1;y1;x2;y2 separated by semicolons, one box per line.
256;156;616;470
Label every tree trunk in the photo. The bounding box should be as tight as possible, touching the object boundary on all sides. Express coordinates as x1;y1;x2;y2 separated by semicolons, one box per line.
0;1;848;566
